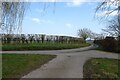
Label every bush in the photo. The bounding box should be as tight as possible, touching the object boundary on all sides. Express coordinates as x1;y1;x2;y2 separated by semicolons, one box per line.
102;37;116;52
94;36;119;53
115;37;120;53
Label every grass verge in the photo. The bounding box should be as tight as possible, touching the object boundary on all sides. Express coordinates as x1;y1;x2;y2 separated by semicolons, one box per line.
96;46;119;54
2;43;90;51
2;53;56;79
83;58;120;79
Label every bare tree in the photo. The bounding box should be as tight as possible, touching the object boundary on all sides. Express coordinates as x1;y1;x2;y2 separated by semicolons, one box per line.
0;2;56;34
96;0;120;37
0;2;30;34
96;0;119;17
102;16;120;36
77;28;92;40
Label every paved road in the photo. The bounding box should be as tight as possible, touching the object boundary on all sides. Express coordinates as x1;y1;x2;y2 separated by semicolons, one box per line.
2;45;119;78
2;45;95;54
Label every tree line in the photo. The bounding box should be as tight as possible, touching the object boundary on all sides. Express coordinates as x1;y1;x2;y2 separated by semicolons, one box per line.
0;34;85;44
0;1;120;43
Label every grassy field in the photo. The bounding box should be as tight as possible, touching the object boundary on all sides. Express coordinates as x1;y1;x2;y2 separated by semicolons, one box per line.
83;58;120;79
2;53;56;78
2;42;90;51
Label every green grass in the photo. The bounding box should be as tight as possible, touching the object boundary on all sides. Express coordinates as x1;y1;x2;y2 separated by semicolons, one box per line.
2;42;90;51
2;53;56;78
96;46;119;54
83;58;120;79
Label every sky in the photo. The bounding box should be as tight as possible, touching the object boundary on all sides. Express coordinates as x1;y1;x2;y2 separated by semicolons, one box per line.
22;1;117;37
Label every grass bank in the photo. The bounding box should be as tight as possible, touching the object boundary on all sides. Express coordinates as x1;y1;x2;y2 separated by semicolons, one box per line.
2;53;56;79
96;46;119;54
2;43;90;51
83;58;120;79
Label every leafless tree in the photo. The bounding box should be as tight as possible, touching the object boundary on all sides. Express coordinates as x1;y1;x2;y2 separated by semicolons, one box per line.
77;28;92;40
0;1;56;34
96;0;120;37
96;0;119;17
102;16;120;36
1;2;30;34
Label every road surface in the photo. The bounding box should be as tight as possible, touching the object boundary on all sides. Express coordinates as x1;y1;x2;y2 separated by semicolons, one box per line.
2;45;119;78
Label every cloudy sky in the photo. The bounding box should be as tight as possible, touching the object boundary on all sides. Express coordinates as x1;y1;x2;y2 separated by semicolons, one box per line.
22;0;117;37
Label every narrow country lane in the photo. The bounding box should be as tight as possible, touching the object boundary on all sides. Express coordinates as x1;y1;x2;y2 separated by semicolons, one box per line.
2;46;119;78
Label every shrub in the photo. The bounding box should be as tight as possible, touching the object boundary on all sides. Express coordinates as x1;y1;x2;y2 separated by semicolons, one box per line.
115;37;120;53
94;36;119;53
102;37;116;52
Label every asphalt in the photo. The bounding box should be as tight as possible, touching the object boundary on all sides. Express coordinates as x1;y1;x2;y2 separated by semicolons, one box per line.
2;45;119;78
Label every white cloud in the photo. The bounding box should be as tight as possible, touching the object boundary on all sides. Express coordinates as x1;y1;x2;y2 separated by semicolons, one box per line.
65;0;99;7
45;20;54;24
36;9;44;13
66;0;85;7
32;18;40;23
66;23;72;28
32;18;54;24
